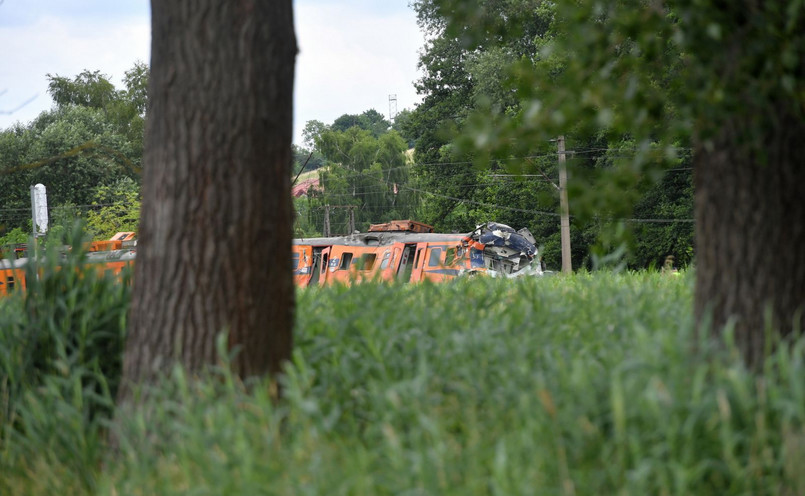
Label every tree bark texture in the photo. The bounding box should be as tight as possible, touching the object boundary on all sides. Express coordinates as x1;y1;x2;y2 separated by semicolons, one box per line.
120;0;296;396
694;103;805;367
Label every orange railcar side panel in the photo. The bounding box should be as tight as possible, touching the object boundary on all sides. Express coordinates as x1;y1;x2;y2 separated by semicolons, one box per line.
291;237;478;289
418;243;471;283
0;268;26;297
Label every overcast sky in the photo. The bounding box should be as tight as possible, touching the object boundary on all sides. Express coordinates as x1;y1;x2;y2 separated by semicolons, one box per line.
0;0;425;144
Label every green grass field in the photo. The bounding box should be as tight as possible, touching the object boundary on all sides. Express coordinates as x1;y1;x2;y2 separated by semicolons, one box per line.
2;264;804;495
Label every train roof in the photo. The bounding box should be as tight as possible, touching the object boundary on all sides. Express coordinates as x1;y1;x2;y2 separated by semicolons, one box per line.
293;230;469;247
0;257;28;269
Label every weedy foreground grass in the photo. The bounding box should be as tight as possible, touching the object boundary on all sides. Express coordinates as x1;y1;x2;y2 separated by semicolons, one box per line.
3;268;805;495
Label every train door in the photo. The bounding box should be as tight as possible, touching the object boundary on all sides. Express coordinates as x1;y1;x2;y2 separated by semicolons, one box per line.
318;247;332;286
309;248;323;286
396;243;417;282
410;243;427;282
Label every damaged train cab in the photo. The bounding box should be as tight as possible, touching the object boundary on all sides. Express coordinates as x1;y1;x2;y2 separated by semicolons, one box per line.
292;220;543;288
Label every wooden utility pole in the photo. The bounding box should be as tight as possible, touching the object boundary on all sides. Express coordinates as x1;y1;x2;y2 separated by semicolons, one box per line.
558;136;572;274
321;205;357;236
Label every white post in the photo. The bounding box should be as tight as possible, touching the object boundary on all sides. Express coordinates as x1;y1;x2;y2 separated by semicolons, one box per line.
30;183;49;237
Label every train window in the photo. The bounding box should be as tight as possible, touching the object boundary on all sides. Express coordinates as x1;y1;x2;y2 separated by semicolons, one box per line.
340;253;353;270
292;253;300;269
358;253;376;270
445;248;456;265
6;276;14;292
428;248;443;267
380;251;391;270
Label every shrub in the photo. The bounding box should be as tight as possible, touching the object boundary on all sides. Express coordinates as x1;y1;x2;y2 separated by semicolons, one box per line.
0;225;130;494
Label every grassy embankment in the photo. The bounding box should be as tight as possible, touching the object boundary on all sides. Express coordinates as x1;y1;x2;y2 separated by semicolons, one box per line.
2;250;804;494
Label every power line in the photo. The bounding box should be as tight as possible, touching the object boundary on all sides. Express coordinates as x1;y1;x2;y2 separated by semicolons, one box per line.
623;217;694;224
0;201;139;214
308;166;695;224
400;184;564;218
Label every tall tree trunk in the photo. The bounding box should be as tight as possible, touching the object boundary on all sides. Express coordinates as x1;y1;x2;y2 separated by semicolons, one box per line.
694;104;805;367
119;0;296;399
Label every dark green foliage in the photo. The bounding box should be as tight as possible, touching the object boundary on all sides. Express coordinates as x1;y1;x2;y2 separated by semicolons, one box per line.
301;119;327;148
670;0;805;144
120;62;149;117
390;108;417;148
3;270;805;493
308;125;417;235
407;0;573;249
84;177;141;239
292;196;320;237
0;106;139;204
629;167;694;268
0;226;28;249
331;109;391;137
0;64;145;238
406;0;697;267
108;274;805;494
47;70;117;110
0;226;130;493
291;144;325;176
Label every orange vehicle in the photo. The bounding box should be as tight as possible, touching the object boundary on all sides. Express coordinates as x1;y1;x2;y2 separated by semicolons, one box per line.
292;220;542;288
2;221;542;297
0;257;27;296
0;233;137;298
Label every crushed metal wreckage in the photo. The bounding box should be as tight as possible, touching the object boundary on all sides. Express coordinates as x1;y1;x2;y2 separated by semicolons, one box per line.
469;222;543;278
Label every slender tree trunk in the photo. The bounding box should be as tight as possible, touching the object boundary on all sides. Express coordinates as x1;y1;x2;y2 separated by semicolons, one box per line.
694;104;805;367
119;0;296;400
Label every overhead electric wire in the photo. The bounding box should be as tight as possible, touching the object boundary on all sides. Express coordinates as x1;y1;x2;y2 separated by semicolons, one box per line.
308;164;694;224
0;201;139;214
399;184;564;218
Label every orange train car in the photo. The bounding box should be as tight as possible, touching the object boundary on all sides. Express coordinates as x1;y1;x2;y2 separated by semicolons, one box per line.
0;233;137;298
292;220;543;287
0;258;27;297
1;222;542;297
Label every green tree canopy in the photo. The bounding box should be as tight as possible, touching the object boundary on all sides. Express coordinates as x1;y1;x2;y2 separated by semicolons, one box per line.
301;119;327;148
291;144;325;176
403;0;696;269
1;64;146;239
47;70;117;109
85;177;141;240
310;126;415;233
428;0;805;365
330;109;391;137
